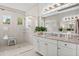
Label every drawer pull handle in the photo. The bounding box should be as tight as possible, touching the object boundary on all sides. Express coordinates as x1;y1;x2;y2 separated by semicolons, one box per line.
65;44;67;46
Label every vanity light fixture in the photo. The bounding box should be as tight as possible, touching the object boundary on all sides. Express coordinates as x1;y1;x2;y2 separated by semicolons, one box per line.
54;3;66;7
43;3;67;13
60;3;66;5
55;3;61;6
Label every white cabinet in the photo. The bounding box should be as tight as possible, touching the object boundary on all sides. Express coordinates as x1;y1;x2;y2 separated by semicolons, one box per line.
33;36;77;56
58;41;76;56
38;37;47;56
47;39;57;56
38;37;58;56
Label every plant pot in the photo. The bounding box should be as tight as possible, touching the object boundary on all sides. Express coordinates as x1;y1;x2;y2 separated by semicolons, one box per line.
37;32;43;35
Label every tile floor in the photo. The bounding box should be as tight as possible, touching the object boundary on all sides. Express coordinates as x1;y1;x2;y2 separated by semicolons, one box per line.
0;43;40;56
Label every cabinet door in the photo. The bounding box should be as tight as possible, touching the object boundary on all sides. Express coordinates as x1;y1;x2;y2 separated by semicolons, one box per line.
77;45;79;56
48;43;57;56
32;36;39;50
47;39;57;56
58;46;76;56
58;41;76;56
38;38;47;56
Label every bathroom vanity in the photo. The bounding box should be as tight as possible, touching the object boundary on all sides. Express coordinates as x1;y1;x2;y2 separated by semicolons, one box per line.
33;33;79;56
32;3;79;56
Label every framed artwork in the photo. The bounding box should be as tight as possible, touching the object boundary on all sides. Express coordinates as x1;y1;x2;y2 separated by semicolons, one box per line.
17;17;23;25
3;15;11;24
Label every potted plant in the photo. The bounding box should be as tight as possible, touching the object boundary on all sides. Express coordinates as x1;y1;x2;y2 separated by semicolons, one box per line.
35;26;47;35
59;27;63;32
66;28;74;31
67;28;71;31
66;28;74;33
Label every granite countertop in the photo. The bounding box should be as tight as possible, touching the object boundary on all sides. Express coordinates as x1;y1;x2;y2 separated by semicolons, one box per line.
33;33;79;44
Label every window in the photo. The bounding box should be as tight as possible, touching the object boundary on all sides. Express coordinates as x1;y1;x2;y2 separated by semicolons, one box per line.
25;17;32;29
3;15;11;24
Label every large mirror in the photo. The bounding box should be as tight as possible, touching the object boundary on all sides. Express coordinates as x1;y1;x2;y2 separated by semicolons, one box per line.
59;15;79;34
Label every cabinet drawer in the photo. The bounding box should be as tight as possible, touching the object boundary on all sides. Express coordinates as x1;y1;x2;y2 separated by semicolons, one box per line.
58;41;76;49
47;39;57;44
38;37;47;42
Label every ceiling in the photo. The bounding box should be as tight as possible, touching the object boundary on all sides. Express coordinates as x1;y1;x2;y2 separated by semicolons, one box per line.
0;3;37;12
